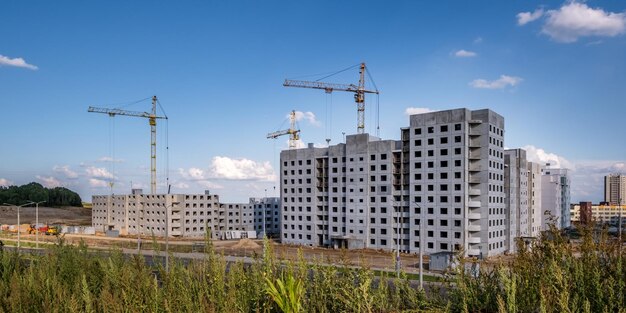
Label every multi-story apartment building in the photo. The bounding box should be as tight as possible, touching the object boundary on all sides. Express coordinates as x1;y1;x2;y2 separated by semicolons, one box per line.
571;202;625;225
281;108;506;258
527;162;543;236
504;149;529;252
541;167;571;229
92;190;260;238
250;197;281;237
605;174;626;205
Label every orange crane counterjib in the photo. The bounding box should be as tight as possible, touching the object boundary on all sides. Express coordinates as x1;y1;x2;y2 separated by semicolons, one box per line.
283;79;379;94
87;107;167;120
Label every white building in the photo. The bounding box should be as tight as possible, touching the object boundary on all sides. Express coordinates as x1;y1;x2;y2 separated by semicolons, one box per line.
541;167;571;229
281;108;507;258
92;190;261;238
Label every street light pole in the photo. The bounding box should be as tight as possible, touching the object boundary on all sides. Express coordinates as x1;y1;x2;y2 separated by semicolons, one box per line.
263;189;267;237
4;202;34;251
27;200;46;249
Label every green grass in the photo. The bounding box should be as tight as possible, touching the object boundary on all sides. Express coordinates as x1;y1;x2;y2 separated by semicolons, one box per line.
0;225;623;312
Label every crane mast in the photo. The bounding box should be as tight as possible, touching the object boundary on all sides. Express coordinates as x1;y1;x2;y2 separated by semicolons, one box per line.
267;110;301;149
283;62;378;134
88;95;166;194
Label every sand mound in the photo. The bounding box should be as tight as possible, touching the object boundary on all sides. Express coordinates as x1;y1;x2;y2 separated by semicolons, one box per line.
232;238;261;249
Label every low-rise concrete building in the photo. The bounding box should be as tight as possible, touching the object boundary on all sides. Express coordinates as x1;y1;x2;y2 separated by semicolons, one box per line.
571;202;626;225
92;190;276;238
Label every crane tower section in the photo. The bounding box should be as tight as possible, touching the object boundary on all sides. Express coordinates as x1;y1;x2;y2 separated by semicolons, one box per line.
267;110;301;149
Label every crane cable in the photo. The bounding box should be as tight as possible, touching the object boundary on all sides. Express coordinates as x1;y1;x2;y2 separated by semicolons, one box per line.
365;66;380;137
108;115;115;194
156;99;169;194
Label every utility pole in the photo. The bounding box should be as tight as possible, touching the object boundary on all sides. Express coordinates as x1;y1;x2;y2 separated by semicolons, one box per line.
28;200;46;249
4;202;34;251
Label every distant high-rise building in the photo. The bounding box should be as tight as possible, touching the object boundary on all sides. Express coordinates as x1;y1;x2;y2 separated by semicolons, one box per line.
604;174;626;205
541;167;571;229
280;108;506;258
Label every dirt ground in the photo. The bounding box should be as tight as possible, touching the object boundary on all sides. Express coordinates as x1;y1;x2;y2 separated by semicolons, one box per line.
0;206;91;225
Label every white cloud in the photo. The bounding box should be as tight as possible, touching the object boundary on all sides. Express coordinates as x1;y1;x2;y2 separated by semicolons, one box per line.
176;167;225;190
566;160;626;202
173;182;190;190
197;180;224;190
96;156;124;163
36;176;62;188
454;49;477;57
88;178;109;188
85;166;115;180
178;167;206;180
517;9;545;26
292;111;320;126
209;156;277;181
0;54;38;70
522;145;573;170
470;75;523;89
405;107;434;116
473;37;483;44
53;165;78;179
542;2;626;43
0;178;14;187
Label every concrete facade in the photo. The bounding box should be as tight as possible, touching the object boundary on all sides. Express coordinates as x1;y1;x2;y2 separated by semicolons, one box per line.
280;108;507;258
504;149;529;252
541;168;571;229
250;197;281;237
605;174;626;205
92;191;267;238
527;162;543;237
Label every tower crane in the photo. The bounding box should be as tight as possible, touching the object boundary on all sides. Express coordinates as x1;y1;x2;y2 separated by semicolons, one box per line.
88;95;167;194
283;62;379;135
267;110;300;149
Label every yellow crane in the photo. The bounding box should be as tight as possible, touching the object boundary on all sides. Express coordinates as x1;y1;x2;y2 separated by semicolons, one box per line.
88;96;167;194
267;110;300;149
283;62;379;134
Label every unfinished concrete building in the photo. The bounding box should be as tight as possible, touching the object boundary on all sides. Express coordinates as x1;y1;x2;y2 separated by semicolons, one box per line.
281;108;507;258
92;190;257;238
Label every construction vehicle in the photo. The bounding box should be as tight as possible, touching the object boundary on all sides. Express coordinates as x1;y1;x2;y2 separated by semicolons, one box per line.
88;96;168;194
267;110;301;149
283;62;379;135
46;225;59;236
27;224;49;235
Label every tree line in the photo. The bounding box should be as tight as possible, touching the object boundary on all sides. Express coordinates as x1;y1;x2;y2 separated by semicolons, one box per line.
0;182;82;207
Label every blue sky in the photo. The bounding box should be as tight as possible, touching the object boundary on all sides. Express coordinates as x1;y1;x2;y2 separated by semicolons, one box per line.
1;1;625;203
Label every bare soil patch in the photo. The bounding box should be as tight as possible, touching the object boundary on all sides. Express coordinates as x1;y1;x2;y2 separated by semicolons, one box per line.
0;206;91;225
